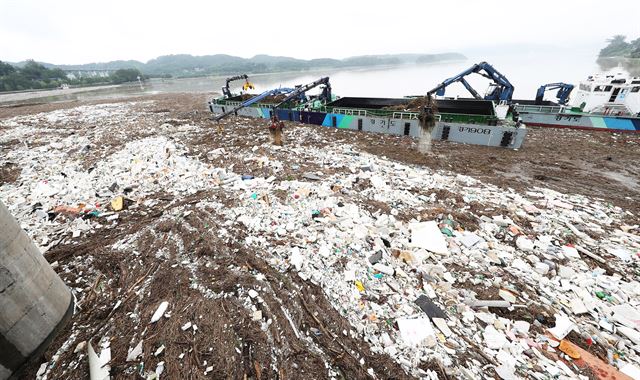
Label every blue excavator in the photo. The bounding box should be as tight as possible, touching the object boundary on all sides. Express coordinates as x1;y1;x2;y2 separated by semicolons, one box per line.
534;82;574;105
427;61;514;102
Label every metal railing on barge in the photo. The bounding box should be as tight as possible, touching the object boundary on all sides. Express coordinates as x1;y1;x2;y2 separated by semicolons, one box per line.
213;98;500;125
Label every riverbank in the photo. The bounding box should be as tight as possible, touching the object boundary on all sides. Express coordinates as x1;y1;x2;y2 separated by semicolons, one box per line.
1;93;639;379
0;83;121;104
0;60;475;107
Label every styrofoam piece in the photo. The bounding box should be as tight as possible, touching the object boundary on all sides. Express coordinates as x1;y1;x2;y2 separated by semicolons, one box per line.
620;362;640;379
126;340;143;362
409;221;448;255
88;341;111;380
484;325;508;350
432;318;453;337
611;304;640;330
548;315;576;340
150;301;169;323
397;318;436;347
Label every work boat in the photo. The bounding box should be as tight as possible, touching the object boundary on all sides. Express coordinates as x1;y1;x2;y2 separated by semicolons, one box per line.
515;72;640;132
208;75;526;149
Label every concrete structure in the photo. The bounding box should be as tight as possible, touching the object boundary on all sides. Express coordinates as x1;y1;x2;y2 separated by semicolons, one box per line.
0;201;73;379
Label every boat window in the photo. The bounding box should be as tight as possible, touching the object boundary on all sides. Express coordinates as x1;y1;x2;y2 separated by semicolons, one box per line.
604;86;613;92
632;86;640;93
579;83;590;91
594;86;603;92
632;80;640;84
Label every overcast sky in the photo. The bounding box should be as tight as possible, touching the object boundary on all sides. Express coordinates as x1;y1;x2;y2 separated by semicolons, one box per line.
2;0;639;64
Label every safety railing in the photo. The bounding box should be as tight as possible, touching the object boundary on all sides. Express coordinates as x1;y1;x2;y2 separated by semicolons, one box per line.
392;112;420;120
332;108;368;116
214;100;243;107
515;104;565;114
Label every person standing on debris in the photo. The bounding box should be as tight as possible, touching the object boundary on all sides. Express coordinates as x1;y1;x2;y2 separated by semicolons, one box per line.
269;115;284;146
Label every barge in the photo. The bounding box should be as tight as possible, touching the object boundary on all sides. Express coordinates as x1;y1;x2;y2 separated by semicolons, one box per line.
208;77;526;149
421;61;640;133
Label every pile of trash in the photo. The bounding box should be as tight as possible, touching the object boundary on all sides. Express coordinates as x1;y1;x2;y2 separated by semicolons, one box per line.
226;139;640;379
1;102;639;379
1;103;234;251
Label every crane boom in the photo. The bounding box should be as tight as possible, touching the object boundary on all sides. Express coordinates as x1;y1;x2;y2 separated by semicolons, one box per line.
427;61;514;102
212;87;294;122
222;74;254;98
535;83;574;105
273;77;331;109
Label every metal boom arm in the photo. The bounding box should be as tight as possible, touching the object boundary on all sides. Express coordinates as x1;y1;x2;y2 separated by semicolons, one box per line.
535;82;574;105
427;61;514;102
213;87;294;122
273;77;331;109
222;74;250;98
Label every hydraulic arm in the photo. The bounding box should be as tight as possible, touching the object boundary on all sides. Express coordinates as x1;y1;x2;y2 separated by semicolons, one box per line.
535;83;574;105
222;74;254;98
427;62;514;102
212;87;294;122
272;77;332;110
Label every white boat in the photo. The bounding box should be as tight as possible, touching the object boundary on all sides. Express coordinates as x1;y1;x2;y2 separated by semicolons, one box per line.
515;72;640;132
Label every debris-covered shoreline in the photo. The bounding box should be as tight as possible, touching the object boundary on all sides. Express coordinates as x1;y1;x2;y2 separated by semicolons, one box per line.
1;94;639;379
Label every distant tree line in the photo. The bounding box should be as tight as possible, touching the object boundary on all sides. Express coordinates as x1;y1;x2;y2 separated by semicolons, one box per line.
135;53;466;78
1;52;466;90
8;53;466;81
0;60;145;92
599;35;640;58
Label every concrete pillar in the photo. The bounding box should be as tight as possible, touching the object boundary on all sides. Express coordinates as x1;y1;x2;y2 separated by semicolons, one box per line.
0;200;73;379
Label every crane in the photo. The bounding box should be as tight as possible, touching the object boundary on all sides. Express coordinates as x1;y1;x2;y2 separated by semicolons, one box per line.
272;77;331;110
427;61;514;102
212;87;294;122
535;83;574;105
212;77;331;123
221;74;255;98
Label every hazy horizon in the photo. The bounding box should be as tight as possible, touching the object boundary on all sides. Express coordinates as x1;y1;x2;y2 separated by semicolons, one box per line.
6;51;468;66
2;0;639;65
3;42;607;67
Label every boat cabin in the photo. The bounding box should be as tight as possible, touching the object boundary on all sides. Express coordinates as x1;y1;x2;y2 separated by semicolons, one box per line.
570;73;640;115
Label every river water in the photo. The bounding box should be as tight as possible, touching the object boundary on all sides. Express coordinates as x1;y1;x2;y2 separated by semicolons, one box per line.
2;49;636;105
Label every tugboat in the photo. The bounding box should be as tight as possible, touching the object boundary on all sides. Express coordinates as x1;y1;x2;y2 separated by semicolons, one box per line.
514;72;640;132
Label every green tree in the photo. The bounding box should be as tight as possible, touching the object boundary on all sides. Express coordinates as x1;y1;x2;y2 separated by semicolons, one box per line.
20;60;49;80
0;59;68;91
110;68;142;84
0;60;16;76
48;68;68;80
599;35;631;57
629;37;640;59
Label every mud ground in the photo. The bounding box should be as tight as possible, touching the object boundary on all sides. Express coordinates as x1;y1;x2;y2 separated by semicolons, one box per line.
2;93;638;379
